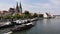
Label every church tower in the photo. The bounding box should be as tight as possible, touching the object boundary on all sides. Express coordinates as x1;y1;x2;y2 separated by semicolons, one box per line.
16;2;22;14
16;2;20;13
19;2;22;14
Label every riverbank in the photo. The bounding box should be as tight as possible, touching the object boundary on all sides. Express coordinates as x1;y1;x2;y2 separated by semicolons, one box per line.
0;16;59;34
0;18;38;29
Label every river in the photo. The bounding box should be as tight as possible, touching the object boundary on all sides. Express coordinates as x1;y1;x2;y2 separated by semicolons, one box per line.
0;16;60;34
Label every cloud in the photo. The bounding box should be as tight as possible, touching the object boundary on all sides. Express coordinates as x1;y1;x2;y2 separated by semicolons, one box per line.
0;0;60;15
49;0;60;5
15;0;26;2
0;4;14;11
21;0;60;15
15;0;20;2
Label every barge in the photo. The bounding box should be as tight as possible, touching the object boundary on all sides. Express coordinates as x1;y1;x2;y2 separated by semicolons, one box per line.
10;22;35;32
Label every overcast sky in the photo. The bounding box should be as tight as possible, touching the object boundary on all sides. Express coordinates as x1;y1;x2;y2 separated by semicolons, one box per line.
0;0;60;15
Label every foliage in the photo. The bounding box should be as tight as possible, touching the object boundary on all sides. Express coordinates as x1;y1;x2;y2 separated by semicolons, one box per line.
24;10;30;15
0;10;44;19
3;15;11;19
24;10;33;18
13;13;22;19
33;13;38;18
39;14;43;18
0;16;2;18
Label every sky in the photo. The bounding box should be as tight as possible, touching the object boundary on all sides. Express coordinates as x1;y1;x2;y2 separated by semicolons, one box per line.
0;0;60;15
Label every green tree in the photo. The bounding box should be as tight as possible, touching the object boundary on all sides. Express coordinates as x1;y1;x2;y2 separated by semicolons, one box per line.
0;16;3;19
39;14;43;18
33;13;38;18
3;15;11;19
24;10;32;18
24;10;30;15
13;13;22;19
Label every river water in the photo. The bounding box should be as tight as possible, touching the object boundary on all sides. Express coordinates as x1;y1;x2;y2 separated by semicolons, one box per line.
0;16;60;34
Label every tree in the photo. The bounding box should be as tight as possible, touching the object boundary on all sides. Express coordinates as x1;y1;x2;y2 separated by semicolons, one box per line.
33;13;38;18
3;15;11;19
24;10;31;18
39;14;43;18
13;13;22;19
0;16;3;19
24;10;30;15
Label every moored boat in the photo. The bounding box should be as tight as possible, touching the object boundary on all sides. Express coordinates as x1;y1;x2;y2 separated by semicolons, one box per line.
10;22;35;32
0;18;37;29
0;22;14;29
4;31;12;34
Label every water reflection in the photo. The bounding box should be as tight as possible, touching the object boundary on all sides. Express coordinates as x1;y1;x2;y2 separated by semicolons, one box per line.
43;19;60;34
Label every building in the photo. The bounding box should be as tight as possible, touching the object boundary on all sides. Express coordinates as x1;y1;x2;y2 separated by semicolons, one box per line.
3;10;9;14
0;10;9;17
16;2;22;14
0;11;2;16
19;2;22;14
9;8;15;16
16;2;20;13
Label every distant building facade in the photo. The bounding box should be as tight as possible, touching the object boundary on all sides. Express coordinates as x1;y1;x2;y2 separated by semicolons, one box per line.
9;8;15;16
0;10;9;17
0;2;23;16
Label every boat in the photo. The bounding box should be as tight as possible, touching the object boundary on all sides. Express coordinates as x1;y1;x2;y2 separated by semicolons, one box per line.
4;31;12;34
0;20;28;29
0;18;37;29
10;21;35;32
12;19;30;25
0;22;14;29
11;18;37;25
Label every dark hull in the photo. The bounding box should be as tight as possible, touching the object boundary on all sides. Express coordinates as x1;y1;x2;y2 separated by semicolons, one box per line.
0;24;14;29
11;24;34;32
